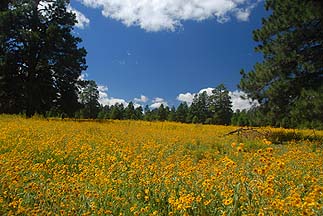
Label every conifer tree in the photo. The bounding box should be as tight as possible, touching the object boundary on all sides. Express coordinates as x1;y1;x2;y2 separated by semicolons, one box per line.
209;84;233;125
239;0;323;127
0;0;87;116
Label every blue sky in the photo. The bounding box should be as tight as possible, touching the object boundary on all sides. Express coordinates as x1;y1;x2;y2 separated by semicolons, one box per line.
69;0;267;110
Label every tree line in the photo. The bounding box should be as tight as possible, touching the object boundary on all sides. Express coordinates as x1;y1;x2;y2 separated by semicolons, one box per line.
47;81;234;126
1;0;322;129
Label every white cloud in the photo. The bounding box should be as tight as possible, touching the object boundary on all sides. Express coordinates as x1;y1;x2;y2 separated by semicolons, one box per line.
234;1;259;22
150;97;169;109
103;98;128;106
176;88;214;105
229;90;259;111
199;88;214;96
96;85;162;110
98;85;108;99
177;93;195;105
98;85;128;106
98;85;108;92
78;0;260;31
234;8;250;21
177;88;258;111
67;5;90;29
153;97;165;103
134;95;149;103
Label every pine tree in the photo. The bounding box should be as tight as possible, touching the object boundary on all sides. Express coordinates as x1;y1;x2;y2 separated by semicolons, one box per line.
143;105;151;121
157;104;167;121
168;106;176;122
79;80;100;119
125;102;135;119
0;0;87;116
189;92;209;124
239;0;323;128
110;103;125;120
134;106;143;120
176;102;189;123
209;84;233;125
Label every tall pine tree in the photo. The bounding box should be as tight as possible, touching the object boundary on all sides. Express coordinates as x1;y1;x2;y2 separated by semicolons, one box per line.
209;84;233;125
79;80;100;119
239;0;323;128
189;91;209;124
0;0;87;116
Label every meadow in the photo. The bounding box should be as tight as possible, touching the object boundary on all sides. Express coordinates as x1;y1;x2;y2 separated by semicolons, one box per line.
0;115;322;215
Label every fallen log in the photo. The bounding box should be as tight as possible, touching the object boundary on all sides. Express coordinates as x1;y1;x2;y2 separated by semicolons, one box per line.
224;127;265;137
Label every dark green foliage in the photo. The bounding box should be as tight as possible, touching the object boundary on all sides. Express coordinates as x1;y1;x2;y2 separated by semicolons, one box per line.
134;106;143;120
189;92;209;124
97;108;106;120
188;84;233;125
239;0;323;128
290;87;323;129
96;105;110;119
192;115;199;124
110;103;125;120
0;0;87;117
157;104;168;121
78;80;100;119
168;106;176;122
143;105;152;121
209;84;233;125
125;102;135;119
231;110;248;126
231;108;268;127
176;102;189;123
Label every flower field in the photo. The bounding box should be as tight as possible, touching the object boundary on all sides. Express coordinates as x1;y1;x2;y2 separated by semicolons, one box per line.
0;115;322;215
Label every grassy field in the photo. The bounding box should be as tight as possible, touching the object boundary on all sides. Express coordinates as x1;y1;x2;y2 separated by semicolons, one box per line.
0;115;322;215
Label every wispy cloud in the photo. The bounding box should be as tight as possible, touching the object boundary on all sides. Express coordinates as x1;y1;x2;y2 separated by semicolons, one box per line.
78;0;260;31
234;1;259;22
118;60;126;65
134;95;149;103
150;97;168;109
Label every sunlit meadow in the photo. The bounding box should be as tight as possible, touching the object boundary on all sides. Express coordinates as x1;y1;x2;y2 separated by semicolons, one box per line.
0;115;322;215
